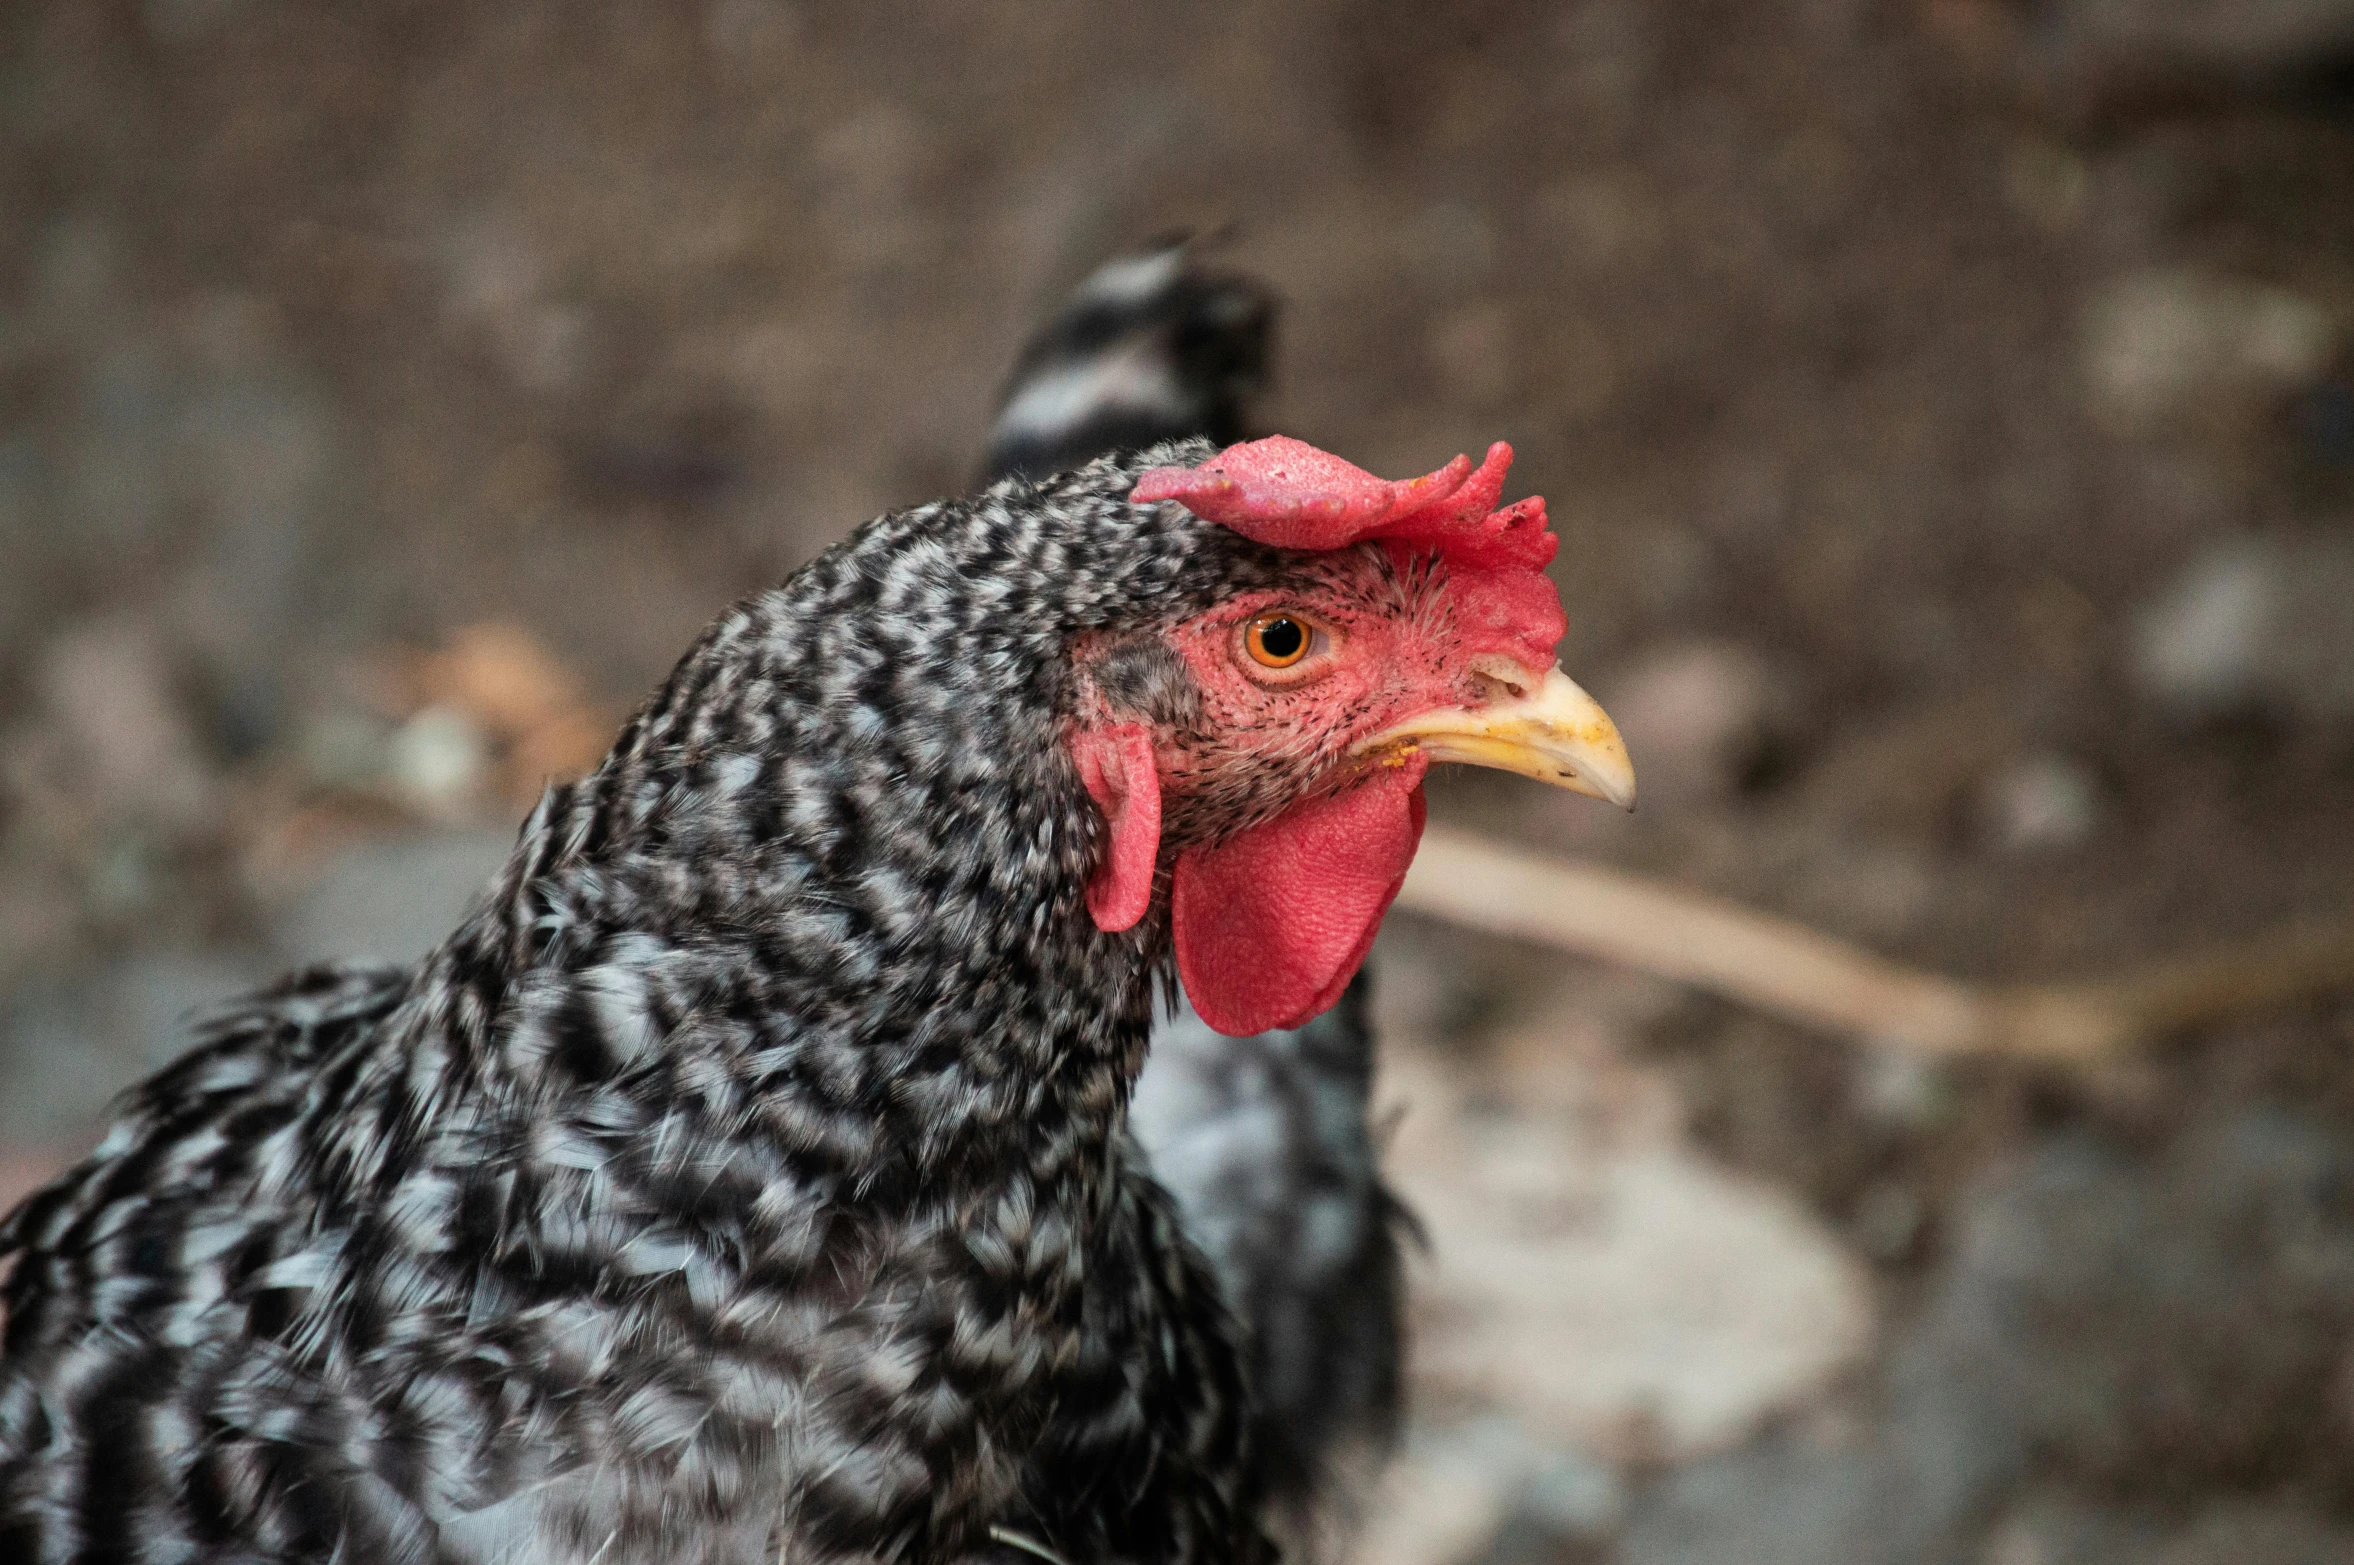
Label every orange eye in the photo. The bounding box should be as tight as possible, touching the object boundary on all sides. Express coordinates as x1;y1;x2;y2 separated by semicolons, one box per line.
1244;614;1312;669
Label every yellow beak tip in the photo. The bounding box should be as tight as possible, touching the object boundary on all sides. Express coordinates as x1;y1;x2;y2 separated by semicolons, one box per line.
1356;666;1637;809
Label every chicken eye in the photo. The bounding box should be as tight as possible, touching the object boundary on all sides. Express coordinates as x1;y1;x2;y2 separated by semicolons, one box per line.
1244;614;1312;669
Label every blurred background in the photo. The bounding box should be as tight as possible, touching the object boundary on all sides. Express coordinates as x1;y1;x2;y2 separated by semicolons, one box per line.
8;2;2354;1561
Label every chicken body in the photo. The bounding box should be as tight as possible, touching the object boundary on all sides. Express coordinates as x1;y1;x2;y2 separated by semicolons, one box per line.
1;457;1283;1565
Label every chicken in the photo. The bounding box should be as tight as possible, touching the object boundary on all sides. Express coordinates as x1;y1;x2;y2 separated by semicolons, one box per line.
0;427;1633;1564
983;244;1414;1544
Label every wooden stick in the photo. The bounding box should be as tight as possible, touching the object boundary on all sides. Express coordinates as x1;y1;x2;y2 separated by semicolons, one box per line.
1398;825;2354;1063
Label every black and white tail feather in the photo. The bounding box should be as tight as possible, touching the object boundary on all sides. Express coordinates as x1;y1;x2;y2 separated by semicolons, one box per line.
985;241;1413;1551
983;242;1272;486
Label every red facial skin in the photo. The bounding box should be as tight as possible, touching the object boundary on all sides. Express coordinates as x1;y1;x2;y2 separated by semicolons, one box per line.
1074;437;1568;1036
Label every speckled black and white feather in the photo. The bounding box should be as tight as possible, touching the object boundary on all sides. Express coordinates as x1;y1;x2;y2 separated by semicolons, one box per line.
1;451;1296;1565
1125;979;1411;1542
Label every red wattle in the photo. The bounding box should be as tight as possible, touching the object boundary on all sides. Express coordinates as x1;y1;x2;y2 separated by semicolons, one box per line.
1071;724;1162;933
1172;759;1429;1036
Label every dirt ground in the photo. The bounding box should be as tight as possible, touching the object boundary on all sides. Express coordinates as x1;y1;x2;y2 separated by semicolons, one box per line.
8;2;2354;1561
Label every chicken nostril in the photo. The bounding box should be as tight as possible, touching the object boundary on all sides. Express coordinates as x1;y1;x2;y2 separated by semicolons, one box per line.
1466;654;1537;704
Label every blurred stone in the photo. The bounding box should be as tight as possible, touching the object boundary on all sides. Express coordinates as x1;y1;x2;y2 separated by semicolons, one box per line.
1621;1110;2354;1564
1980;750;2101;854
2131;534;2354;722
2153;1504;2354;1565
1602;641;1791;808
1513;1445;1625;1542
2082;268;2334;434
2132;539;2274;711
1354;1431;1517;1565
387;705;492;819
271;828;514;968
1358;1420;1626;1565
1984;1494;2354;1565
1926;1114;2354;1487
294;708;399;792
395;624;613;803
1853;1045;1950;1132
1382;1037;1873;1463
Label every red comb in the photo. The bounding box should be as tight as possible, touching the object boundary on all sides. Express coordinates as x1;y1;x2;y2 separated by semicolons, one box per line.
1132;436;1556;571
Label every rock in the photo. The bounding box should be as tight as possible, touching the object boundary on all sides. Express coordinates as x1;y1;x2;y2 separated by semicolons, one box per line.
1381;1032;1873;1464
2082;268;2334;435
1353;1429;1518;1565
396;623;614;805
2130;533;2354;723
1617;1420;1915;1565
1356;1420;1626;1565
387;705;493;819
293;708;400;793
1852;1047;1951;1133
2153;1504;2354;1565
1924;1113;2354;1488
1619;1110;2354;1565
1984;1494;2354;1565
270;828;515;968
2130;539;2274;712
1979;750;2101;854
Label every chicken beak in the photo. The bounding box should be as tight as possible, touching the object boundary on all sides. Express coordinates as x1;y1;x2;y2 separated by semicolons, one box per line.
1353;664;1637;810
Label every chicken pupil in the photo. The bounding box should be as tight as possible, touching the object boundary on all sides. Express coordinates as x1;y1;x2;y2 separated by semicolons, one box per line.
1254;616;1305;662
